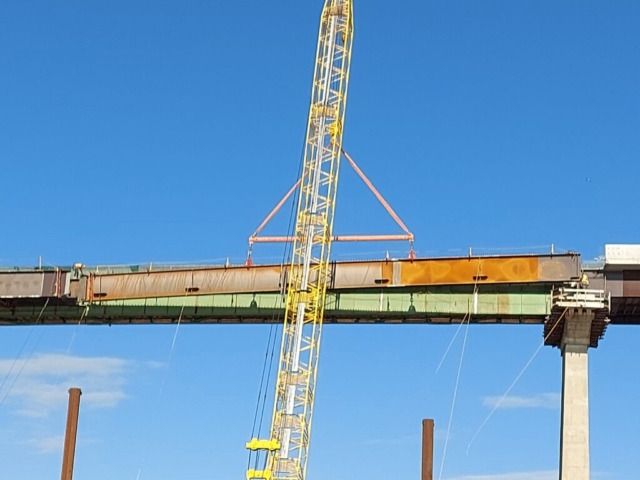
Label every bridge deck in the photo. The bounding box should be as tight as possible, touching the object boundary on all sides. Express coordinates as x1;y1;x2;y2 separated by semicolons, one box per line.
0;252;637;325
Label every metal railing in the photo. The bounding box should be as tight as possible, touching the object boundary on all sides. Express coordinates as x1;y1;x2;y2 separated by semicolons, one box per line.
552;287;609;311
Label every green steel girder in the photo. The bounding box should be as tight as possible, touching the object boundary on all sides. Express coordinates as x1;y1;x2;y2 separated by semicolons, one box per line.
0;285;552;326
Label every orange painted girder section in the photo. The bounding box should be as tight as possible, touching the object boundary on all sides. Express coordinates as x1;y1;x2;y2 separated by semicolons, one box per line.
386;256;541;285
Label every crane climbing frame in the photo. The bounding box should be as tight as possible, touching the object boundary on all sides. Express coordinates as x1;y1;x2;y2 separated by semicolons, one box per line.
246;2;354;480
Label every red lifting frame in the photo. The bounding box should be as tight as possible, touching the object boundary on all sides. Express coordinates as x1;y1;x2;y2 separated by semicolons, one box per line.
246;149;415;265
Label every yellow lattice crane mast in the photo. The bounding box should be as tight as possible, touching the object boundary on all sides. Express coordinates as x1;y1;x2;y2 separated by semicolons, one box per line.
245;2;354;480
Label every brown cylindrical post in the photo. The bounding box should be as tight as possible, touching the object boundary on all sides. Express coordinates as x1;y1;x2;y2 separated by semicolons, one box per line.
421;419;434;480
60;388;82;480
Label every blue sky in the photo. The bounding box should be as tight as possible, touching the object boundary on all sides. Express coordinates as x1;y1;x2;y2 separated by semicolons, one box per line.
1;0;639;478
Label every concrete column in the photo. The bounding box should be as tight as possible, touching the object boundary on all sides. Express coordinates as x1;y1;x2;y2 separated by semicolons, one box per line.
559;309;594;480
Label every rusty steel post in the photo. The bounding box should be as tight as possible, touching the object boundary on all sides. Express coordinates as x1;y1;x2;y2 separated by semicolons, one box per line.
421;419;434;480
60;388;82;480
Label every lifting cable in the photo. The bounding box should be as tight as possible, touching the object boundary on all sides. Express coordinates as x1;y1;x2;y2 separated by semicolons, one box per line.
248;210;297;470
437;263;483;480
246;261;289;471
424;316;467;398
426;262;484;394
438;310;471;480
465;306;570;455
256;324;279;438
249;321;277;439
248;303;280;472
247;103;309;470
135;288;189;480
0;298;50;408
39;305;89;420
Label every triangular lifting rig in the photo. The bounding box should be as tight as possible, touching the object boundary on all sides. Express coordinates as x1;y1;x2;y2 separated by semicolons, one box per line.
246;148;415;265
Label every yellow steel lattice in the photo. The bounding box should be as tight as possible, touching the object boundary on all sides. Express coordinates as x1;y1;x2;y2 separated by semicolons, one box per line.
246;2;354;480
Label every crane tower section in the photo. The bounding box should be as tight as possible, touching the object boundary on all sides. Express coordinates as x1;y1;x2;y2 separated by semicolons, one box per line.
246;1;354;480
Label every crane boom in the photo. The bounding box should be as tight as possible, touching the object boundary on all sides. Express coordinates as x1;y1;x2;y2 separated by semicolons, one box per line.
246;2;354;480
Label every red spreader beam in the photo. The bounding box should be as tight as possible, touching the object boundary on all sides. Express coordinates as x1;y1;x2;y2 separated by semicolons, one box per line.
246;149;415;265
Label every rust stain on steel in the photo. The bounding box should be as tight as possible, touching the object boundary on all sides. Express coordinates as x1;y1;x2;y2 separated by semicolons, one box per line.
497;292;512;315
85;255;578;302
399;257;539;285
87;262;388;301
89;265;283;301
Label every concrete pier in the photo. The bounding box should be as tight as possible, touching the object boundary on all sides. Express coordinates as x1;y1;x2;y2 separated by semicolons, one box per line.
545;287;609;480
559;309;594;480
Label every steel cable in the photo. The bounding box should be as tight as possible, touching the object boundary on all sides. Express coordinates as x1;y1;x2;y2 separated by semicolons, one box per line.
465;306;570;455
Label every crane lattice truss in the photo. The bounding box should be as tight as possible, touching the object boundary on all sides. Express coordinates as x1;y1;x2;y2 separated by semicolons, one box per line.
246;1;354;479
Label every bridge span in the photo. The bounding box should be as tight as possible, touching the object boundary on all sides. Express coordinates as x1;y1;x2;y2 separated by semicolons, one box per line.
0;251;637;327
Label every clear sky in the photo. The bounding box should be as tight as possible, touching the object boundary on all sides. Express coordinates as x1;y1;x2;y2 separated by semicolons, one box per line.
1;1;639;479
